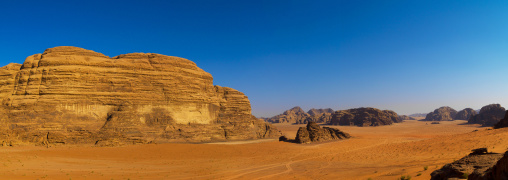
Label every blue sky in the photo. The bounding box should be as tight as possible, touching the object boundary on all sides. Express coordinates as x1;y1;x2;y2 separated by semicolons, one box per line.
1;0;507;117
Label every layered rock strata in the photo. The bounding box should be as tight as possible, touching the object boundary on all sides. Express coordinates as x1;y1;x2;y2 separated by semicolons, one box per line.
0;46;280;146
469;104;506;126
295;122;350;144
329;107;400;126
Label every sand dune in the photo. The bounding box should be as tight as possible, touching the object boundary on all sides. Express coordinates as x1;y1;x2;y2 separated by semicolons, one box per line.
2;120;508;180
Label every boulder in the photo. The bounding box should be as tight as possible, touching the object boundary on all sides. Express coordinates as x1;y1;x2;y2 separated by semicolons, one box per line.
456;108;477;120
424;106;458;121
329;107;400;126
0;46;281;145
469;104;506;126
295;122;350;144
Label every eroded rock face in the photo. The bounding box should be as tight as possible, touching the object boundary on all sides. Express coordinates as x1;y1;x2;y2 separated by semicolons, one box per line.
424;106;458;121
431;148;503;180
469;104;506;126
295;122;350;144
0;46;280;145
329;108;400;126
456;108;477;120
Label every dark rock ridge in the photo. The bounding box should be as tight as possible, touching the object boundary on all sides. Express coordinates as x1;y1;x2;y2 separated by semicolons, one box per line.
329;107;401;126
398;115;415;120
0;46;281;146
424;106;458;121
430;148;503;180
456;108;477;120
295;122;350;144
265;107;334;124
469;104;506;126
493;111;508;129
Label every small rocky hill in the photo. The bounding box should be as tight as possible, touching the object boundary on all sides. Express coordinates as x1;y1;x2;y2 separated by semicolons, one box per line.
469;104;506;126
408;113;428;117
456;108;477;120
329;107;401;126
295;122;350;144
424;106;458;121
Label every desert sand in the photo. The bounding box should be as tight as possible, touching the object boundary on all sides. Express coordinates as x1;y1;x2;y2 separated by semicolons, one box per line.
2;120;508;180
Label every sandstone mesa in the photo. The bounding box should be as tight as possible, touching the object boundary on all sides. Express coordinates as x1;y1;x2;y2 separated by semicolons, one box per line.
0;46;280;146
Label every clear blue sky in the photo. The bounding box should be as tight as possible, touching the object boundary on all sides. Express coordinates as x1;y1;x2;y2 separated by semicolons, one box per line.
1;0;507;117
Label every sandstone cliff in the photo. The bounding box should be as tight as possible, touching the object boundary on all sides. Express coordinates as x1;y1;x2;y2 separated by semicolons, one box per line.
424;106;458;121
295;122;350;144
469;104;506;126
0;46;280;146
329;108;400;126
456;108;477;120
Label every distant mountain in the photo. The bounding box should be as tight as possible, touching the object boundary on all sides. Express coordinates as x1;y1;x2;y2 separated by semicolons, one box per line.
408;113;428;117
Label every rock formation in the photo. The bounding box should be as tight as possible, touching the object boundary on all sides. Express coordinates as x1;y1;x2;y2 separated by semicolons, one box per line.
424;106;458;121
398;115;415;120
469;104;506;126
264;107;334;124
469;150;508;180
0;46;280;146
264;106;310;124
295;122;350;144
493;111;508;129
329;107;400;126
431;148;503;180
456;108;477;120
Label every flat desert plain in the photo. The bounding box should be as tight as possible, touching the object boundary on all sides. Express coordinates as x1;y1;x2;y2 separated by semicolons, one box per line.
2;120;508;180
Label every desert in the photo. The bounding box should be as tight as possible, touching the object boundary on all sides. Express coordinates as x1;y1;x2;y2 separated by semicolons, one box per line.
2;1;508;180
3;119;508;180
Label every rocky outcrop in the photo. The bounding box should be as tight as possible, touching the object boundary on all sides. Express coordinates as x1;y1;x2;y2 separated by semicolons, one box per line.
469;150;508;180
295;122;350;144
264;106;310;124
456;108;477;120
424;106;458;121
0;46;280;145
431;148;503;180
329;107;400;126
469;104;506;126
398;115;415;120
265;107;334;124
493;111;508;129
